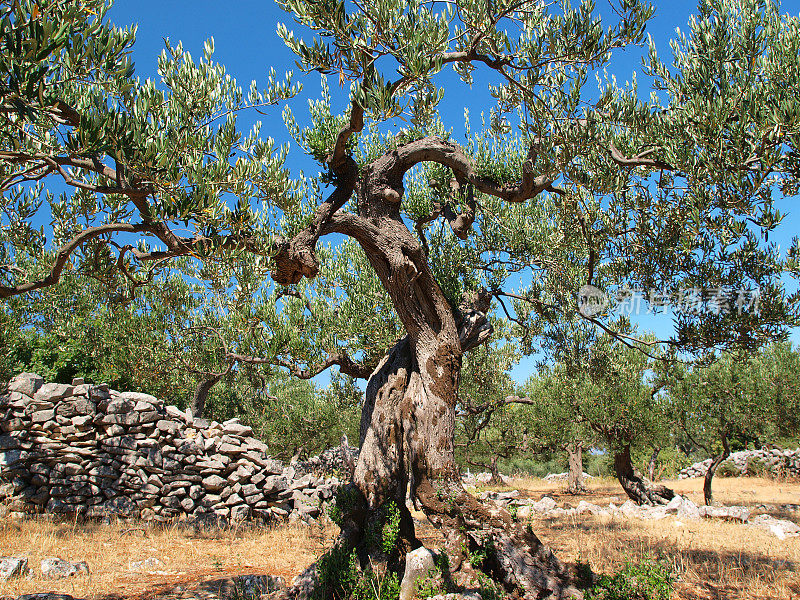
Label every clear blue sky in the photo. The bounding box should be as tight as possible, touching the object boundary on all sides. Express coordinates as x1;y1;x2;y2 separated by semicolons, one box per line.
105;0;800;386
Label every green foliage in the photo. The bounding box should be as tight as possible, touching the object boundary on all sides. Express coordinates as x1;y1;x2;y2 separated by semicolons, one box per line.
745;455;769;477
667;343;800;469
364;501;402;557
465;537;495;571
474;571;507;600
315;545;400;600
716;460;738;478
2;0;800;540
414;571;445;600
456;336;524;472
227;374;360;460
520;325;671;465
380;502;401;555
316;546;359;600
585;558;674;600
414;553;452;600
328;484;363;529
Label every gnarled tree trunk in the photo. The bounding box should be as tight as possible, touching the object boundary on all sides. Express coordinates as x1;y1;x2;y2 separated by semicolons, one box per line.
566;443;586;495
488;455;504;486
704;433;731;506
613;445;674;505
272;136;583;599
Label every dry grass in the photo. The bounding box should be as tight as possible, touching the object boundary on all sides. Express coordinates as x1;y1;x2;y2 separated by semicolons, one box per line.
1;476;797;599
508;476;800;600
0;516;336;599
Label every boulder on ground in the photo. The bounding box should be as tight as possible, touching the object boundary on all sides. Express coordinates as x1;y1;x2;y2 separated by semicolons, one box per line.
0;556;28;581
749;514;800;539
40;557;90;579
698;505;751;523
400;547;438;600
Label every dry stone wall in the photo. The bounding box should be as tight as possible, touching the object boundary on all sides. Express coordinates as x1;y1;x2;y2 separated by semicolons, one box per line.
677;448;800;479
0;373;350;523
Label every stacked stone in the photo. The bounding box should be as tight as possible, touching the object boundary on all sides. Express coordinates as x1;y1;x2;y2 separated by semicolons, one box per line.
294;439;359;478
677;448;800;479
0;373;338;523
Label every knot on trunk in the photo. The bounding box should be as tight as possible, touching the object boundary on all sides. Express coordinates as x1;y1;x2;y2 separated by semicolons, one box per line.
457;289;493;352
270;236;320;285
458;310;493;352
382;186;403;203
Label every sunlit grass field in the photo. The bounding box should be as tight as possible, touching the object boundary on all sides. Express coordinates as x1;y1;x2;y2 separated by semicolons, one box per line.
0;476;797;599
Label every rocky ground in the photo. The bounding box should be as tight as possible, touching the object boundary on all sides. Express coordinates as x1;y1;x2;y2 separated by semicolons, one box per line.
1;476;798;600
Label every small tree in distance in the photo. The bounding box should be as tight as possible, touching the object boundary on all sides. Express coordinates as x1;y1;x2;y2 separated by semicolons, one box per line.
667;343;800;505
519;367;598;495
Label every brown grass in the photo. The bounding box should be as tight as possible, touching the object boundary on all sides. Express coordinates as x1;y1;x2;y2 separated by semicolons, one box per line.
1;476;797;600
507;476;800;600
0;516;336;599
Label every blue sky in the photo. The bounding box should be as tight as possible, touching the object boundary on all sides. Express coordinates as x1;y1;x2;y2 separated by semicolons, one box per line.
104;0;800;386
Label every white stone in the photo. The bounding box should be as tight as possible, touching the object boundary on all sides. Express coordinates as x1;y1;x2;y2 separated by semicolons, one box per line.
41;557;89;579
399;547;437;600
749;514;800;540
530;496;557;512
576;500;607;516
620;500;641;518
0;556;28;581
129;557;164;571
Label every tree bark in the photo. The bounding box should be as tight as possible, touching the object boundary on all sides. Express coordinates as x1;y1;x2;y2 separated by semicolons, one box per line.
566;443;586;495
613;445;675;505
189;373;224;418
703;433;731;506
647;447;661;482
272;143;583;598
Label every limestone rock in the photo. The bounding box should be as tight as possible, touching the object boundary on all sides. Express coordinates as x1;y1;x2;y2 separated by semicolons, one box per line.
223;419;253;437
129;557;164;571
664;495;700;519
749;514;800;539
698;505;751;523
40;557;90;579
35;383;74;403
576;500;608;516
8;373;43;397
400;547;437;600
0;556;28;581
529;496;557;513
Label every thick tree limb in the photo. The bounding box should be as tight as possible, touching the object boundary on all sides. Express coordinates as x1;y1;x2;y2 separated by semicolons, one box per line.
271;101;365;285
379;136;556;203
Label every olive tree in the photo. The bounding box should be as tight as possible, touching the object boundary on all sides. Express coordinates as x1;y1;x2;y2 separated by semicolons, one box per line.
456;337;521;484
3;0;800;597
518;366;599;495
667;342;800;505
